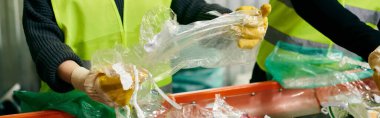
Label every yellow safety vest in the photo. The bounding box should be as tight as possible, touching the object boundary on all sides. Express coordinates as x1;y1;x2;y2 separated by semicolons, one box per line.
41;0;172;92
257;0;380;72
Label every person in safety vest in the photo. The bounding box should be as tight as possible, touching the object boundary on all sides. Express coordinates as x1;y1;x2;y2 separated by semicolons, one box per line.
23;0;266;106
251;0;380;83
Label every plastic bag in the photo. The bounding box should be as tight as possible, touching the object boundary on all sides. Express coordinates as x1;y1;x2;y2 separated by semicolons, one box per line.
90;7;267;117
266;41;373;89
90;48;249;118
140;7;265;70
14;90;115;118
90;47;182;118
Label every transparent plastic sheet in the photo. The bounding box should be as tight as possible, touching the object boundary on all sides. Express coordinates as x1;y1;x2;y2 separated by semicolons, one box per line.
265;41;373;89
315;78;380;118
88;6;268;118
90;46;184;118
140;7;265;70
160;94;246;118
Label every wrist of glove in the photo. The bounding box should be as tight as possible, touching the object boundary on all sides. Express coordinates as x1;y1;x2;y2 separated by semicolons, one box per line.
70;67;115;107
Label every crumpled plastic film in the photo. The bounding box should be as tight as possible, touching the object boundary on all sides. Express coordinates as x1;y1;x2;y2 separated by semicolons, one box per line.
315;78;380;118
140;7;267;69
93;61;251;118
90;46;182;118
87;5;270;118
212;94;246;118
160;94;247;118
266;41;373;89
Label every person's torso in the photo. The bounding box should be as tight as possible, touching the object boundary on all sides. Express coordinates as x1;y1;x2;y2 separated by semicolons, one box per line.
50;0;171;60
47;0;173;89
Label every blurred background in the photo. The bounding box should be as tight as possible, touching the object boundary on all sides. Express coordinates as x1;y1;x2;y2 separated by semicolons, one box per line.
0;0;39;114
0;0;39;96
0;0;268;115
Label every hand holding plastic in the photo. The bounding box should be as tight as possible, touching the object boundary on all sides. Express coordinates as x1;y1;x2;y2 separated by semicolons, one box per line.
70;67;115;107
234;4;271;49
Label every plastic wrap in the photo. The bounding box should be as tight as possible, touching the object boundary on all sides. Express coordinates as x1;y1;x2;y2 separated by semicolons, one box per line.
315;78;380;118
87;6;268;118
161;94;247;118
90;47;182;118
266;41;373;89
140;7;266;70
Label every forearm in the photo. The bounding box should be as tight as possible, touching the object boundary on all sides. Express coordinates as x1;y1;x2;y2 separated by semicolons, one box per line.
58;60;80;84
291;0;380;60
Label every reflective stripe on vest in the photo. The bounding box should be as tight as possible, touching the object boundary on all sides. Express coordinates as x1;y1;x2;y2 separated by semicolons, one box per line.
42;0;172;91
257;0;380;71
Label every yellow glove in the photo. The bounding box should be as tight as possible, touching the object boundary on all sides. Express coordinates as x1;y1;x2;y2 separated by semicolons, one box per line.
234;4;271;49
71;67;116;106
369;46;380;90
71;65;149;107
96;65;149;107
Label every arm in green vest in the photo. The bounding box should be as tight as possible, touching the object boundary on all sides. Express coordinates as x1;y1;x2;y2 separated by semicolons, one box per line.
291;0;380;60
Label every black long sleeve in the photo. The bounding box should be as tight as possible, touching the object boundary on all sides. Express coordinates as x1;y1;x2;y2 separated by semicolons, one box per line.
23;0;230;92
290;0;380;60
171;0;232;24
23;0;82;92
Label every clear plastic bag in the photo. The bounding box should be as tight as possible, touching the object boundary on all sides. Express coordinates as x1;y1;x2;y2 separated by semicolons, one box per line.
90;47;180;118
265;41;373;89
140;7;265;70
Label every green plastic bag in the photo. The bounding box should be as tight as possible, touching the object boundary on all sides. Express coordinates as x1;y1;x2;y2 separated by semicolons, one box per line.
265;41;373;89
14;90;115;118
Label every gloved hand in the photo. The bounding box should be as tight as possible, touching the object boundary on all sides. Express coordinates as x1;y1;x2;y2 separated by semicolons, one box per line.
71;65;149;107
369;46;380;90
233;4;271;49
70;67;116;107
